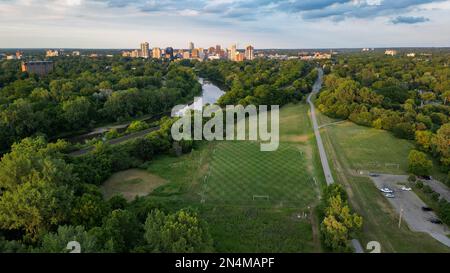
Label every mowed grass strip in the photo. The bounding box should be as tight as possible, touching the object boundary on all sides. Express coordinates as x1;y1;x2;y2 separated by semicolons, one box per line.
205;140;316;207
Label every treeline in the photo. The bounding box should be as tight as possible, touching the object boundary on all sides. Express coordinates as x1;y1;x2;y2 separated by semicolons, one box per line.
195;59;317;106
318;184;363;252
411;176;450;227
0;117;213;253
316;54;450;181
0;57;201;151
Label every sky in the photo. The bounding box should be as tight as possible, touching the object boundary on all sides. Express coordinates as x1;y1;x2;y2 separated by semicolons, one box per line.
1;0;450;49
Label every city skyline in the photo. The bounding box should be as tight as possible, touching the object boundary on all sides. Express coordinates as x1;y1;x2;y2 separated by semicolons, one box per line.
1;0;450;49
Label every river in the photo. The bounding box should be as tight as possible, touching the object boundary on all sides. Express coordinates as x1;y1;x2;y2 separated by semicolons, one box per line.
174;78;225;116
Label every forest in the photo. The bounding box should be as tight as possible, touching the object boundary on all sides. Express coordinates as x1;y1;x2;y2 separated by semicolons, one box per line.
0;56;202;152
316;53;449;179
0;56;317;252
316;53;450;226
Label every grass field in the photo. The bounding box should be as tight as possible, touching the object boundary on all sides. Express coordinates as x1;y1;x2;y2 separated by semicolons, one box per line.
318;113;446;180
315;105;450;253
204;141;316;207
101;169;167;201
135;103;324;252
324;121;413;175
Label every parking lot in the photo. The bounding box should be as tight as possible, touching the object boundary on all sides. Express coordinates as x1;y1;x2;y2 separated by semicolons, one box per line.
369;174;450;248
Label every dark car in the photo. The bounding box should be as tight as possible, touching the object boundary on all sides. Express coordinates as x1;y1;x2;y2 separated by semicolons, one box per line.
429;218;442;224
418;175;432;180
422;206;433;212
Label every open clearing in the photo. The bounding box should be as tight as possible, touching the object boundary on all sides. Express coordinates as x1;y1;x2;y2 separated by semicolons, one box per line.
323;121;413;175
101;169;167;201
315;105;450;252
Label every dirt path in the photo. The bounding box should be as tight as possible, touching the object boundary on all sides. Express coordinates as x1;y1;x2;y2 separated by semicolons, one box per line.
309;206;322;252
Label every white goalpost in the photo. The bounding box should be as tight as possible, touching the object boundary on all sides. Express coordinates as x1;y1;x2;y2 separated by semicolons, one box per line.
253;195;270;201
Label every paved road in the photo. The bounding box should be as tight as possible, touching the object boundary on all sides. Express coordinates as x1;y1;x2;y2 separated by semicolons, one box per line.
422;178;450;202
307;68;334;185
351;239;365;253
69;126;159;156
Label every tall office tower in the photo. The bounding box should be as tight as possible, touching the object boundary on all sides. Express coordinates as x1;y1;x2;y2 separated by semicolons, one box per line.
230;44;237;61
245;45;254;60
191;48;199;58
152;47;161;59
216;45;221;53
208;47;215;54
236;52;245;62
183;51;191;59
198;48;205;59
140;42;150;58
189;42;194;51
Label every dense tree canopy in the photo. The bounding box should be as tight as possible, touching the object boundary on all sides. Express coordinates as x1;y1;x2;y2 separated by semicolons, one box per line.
0;57;201;151
316;53;450;179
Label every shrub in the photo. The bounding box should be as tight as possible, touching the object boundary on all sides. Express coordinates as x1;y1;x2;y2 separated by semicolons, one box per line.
423;185;433;194
415;180;423;189
431;192;440;202
408;174;417;182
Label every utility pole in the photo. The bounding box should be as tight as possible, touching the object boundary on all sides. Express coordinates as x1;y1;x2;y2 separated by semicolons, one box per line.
398;206;404;228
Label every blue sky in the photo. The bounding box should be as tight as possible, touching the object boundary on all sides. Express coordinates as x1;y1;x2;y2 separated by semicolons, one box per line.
1;0;450;48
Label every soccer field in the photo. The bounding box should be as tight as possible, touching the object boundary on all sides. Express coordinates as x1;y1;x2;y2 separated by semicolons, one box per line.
143;103;323;252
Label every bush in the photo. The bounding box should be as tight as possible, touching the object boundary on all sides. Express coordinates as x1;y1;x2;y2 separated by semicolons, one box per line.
437;200;450;226
423;185;433;194
416;180;424;189
431;192;440;202
126;121;149;134
408;174;417;182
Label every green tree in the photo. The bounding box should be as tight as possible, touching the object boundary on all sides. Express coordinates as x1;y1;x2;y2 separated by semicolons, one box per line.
143;209;213;253
62;96;93;130
94;209;142;253
415;130;433;152
321;195;363;252
70;192;110;229
0;137;75;241
432;123;450;168
38;226;99;253
408;150;433;176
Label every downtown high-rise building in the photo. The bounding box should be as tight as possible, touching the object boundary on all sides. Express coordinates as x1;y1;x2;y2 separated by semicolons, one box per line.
152;47;161;59
140;42;150;58
229;44;237;61
191;48;199;58
245;45;254;60
189;42;194;51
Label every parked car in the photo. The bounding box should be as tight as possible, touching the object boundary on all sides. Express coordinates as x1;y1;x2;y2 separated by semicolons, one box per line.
401;186;412;191
422;206;433;211
429;218;443;224
369;173;380;177
418;175;432;181
384;193;395;198
380;187;394;193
